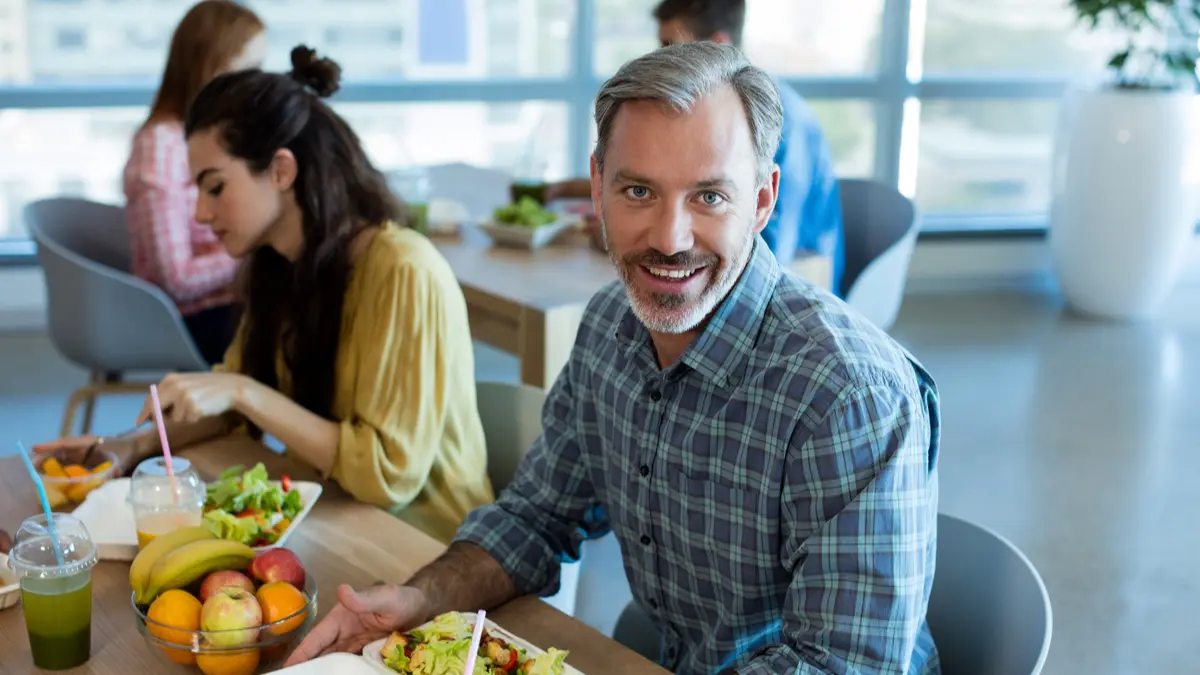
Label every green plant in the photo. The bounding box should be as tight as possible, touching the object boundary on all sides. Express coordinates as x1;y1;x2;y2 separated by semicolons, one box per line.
1071;0;1200;89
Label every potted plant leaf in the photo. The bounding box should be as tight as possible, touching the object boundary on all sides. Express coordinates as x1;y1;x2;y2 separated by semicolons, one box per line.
1048;0;1200;320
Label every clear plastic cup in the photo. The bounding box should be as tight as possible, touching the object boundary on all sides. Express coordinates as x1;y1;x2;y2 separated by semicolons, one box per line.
7;513;98;670
126;457;206;550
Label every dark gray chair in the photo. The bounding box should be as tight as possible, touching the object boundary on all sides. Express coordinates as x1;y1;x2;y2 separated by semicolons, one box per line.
25;198;208;436
612;513;1053;675
838;178;920;331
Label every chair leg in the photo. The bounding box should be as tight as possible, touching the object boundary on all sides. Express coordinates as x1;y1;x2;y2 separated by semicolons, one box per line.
80;371;105;436
60;387;91;438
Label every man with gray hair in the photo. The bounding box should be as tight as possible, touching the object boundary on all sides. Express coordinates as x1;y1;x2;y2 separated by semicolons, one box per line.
289;43;941;675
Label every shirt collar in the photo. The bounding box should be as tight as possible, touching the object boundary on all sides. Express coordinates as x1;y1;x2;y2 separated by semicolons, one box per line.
615;237;781;387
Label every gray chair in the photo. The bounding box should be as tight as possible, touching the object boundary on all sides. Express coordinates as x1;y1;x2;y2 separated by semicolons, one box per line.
475;380;579;616
929;513;1052;675
25;198;208;436
838;178;920;331
612;513;1053;675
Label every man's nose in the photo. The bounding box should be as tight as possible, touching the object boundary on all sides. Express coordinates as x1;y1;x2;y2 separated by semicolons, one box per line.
647;201;695;256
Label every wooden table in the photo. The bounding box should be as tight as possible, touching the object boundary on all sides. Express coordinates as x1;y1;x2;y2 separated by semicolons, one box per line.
0;437;668;674
432;226;833;389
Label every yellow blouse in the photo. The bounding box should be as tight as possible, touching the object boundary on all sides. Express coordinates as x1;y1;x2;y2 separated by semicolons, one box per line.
217;223;493;542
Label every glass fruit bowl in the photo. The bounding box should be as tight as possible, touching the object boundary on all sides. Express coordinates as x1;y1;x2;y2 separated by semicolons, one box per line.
34;446;119;507
132;575;318;675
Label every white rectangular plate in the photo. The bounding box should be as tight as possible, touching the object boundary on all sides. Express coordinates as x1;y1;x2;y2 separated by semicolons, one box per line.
0;553;20;611
71;477;322;561
274;652;384;674
363;612;584;674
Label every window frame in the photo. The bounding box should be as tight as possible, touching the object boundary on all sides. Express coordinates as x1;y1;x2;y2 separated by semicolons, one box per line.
0;0;1078;263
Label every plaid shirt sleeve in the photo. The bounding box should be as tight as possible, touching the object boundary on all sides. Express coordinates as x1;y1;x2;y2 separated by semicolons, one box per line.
126;125;238;304
453;345;610;598
735;380;938;675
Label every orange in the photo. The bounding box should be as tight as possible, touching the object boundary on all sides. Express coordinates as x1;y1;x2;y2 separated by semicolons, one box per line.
63;464;89;478
146;589;202;665
90;460;113;475
41;458;67;478
197;648;260;675
255;582;308;636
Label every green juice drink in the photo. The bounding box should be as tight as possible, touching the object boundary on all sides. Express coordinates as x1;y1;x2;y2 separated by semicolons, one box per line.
8;513;98;671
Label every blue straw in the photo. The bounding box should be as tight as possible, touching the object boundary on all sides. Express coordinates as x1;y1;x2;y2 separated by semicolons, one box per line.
16;442;65;567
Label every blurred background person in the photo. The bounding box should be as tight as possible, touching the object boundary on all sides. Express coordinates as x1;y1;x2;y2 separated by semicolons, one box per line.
123;0;267;365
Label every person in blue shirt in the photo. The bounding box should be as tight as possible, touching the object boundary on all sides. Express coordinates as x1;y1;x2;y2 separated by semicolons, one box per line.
654;0;846;294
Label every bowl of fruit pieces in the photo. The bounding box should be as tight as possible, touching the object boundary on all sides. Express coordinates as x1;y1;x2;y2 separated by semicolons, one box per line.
478;196;577;250
130;526;317;675
35;444;119;507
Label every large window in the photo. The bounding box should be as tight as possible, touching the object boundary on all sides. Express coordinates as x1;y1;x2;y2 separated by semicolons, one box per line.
0;0;1128;250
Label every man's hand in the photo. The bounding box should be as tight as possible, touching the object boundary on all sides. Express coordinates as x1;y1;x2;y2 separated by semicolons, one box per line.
136;373;252;425
284;584;430;666
0;529;11;555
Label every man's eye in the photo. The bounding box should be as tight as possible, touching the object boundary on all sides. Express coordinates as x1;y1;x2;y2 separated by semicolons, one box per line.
626;186;650;199
700;191;724;206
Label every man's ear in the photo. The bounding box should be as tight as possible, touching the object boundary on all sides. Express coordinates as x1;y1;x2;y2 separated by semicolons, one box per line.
589;154;603;213
711;31;734;46
270;148;299;192
753;165;780;235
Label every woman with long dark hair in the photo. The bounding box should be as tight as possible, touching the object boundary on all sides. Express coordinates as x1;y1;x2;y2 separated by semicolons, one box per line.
41;47;493;542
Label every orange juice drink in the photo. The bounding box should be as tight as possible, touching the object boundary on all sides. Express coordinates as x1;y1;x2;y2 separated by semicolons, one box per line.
127;458;207;550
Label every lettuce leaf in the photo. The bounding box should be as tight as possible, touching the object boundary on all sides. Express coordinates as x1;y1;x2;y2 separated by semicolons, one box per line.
203;510;260;545
281;489;303;520
524;648;569;675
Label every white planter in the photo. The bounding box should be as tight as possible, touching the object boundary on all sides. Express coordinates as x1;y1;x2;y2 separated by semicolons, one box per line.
1049;87;1200;320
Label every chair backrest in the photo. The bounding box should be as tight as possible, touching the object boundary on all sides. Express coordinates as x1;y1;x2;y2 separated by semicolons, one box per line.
837;179;920;330
929;513;1052;675
475;380;547;492
25;197;208;373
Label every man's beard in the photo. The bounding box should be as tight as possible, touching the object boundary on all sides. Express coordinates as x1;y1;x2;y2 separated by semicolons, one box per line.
601;208;755;334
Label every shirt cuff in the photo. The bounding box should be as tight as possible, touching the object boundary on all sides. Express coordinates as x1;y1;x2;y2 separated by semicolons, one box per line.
454;502;560;597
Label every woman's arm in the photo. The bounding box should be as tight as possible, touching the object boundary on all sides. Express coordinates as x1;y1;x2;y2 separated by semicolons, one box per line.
233;383;341;476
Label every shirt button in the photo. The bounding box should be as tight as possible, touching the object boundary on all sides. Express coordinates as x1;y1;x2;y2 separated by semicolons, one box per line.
648;598;658;609
640;534;651;546
649;389;662;401
639;464;650;477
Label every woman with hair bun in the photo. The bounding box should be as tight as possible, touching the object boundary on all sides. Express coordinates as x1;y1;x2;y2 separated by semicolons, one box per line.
42;46;493;542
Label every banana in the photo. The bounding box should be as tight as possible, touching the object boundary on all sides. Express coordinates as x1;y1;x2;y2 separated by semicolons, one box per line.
140;539;257;605
129;526;216;602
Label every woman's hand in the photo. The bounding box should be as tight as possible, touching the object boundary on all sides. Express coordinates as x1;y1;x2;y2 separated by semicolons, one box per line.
285;584;430;666
136;372;254;426
0;529;11;554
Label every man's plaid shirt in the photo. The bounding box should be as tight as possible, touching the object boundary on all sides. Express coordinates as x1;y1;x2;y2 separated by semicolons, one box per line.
457;239;941;674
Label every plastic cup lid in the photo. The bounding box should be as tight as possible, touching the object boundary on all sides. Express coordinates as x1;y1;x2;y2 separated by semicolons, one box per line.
8;513;97;579
134;457;194;476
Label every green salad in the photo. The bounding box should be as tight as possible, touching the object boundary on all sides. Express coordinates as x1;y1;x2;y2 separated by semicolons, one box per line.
203;463;304;547
493;196;558;229
381;612;569;675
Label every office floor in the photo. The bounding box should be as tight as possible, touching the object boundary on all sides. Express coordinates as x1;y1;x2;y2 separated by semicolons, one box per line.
2;287;1198;675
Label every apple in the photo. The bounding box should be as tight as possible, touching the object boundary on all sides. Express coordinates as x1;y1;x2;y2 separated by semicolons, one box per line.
200;587;262;648
199;570;256;603
249;548;306;588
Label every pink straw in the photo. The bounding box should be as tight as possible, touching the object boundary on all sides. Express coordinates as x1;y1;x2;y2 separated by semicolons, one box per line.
462;610;487;675
148;384;179;505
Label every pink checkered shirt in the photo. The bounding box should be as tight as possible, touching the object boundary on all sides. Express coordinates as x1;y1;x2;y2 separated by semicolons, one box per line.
123;121;238;317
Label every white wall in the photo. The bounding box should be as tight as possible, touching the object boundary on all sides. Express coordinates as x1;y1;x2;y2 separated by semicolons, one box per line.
2;237;1198;331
